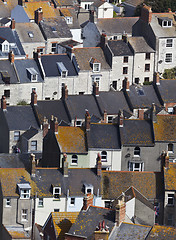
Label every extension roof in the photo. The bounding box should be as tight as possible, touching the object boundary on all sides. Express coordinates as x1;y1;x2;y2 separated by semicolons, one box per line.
128;36;155;53
147;225;176;240
102;171;163;200
155;79;176;104
164;163;176;191
21;127;39;140
108;40;133;56
60;8;80;29
0;60;18;84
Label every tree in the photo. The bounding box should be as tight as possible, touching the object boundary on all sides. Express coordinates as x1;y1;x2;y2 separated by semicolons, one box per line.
144;0;176;12
162;67;176;79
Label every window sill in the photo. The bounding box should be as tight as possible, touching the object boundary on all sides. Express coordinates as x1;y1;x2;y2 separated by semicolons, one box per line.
53;199;61;201
5;206;11;208
71;163;78;166
38;206;44;208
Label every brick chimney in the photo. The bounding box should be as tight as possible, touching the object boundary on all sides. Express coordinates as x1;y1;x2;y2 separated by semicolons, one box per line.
122;77;129;91
154;72;160;85
100;33;108;49
11;18;15;30
97;153;102;177
103;110;107;123
35;7;43;24
31;90;37;106
118;110;123;127
165;151;169;169
85;110;91;131
8;51;14;64
93;81;99;96
62;84;68;100
1;96;6;111
63;153;68;177
94;221;109;240
43;117;49;137
115;198;126;226
50;116;58;133
138;108;144;120
82;193;94;210
122;34;128;43
141;5;152;24
31;154;36;177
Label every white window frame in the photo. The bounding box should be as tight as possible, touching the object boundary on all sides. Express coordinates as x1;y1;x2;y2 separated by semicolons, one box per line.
65;17;73;24
84;184;94;194
2;43;9;52
107;116;113;123
31;74;38;82
101;151;107;162
31;140;37;151
53;187;61;199
168;143;174;153
134;147;140;157
76;120;82;127
51;43;57;53
93;63;101;73
162;20;172;27
20;189;30;199
38;198;44;207
168;107;173;114
14;131;20;141
71;155;78;165
165;53;172;63
166;39;173;48
21;209;28;221
6;198;11;207
167;193;174;206
61;71;67;78
129;162;144;171
70;197;75;206
92;77;100;88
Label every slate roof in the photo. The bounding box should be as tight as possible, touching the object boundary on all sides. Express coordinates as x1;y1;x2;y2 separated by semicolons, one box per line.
65;94;101;120
68;206;116;239
73;47;110;70
32;99;70;125
15;22;45;43
0;60;18;84
164;163;176;190
155;79;176;104
33;168;101;197
128;36;155;53
108;40;133;56
92;0;105;8
97;17;139;36
41;54;77;77
120;119;154;146
39;17;72;40
60;8;80;29
0;154;25;168
122;0;144;7
50;212;79;239
110;223;151;240
21;127;39;140
147;225;176;240
153;115;176;142
0;1;11;19
3;105;39;131
102;171;163;200
87;123;121;149
56;126;87;153
96;91;132;116
14;59;43;83
0;168;37;197
126;85;161;109
11;5;30;23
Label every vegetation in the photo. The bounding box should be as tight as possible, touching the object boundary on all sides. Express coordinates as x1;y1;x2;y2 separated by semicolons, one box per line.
143;81;152;85
17;100;28;105
163;67;176;79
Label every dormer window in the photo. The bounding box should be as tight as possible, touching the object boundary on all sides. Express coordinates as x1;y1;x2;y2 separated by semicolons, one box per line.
57;62;68;78
26;68;38;82
158;17;172;28
1;40;9;53
93;63;101;72
17;183;31;199
65;17;73;24
53;186;61;199
84;183;93;194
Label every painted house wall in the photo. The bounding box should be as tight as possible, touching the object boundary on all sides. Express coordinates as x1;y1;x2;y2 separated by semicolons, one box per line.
70;29;82;43
126;198;135;220
98;2;113;19
20;131;43;154
9;130;25;153
60;153;89;168
21;42;45;58
89;149;121;170
46;38;72;54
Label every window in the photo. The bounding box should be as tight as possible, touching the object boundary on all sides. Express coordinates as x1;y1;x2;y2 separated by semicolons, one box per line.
92;77;100;87
21;209;28;221
145;53;150;60
123;56;128;63
166;39;173;47
129;162;144;171
31;74;37;82
144;77;149;82
65;17;73;24
32;87;36;92
14;131;20;141
70;198;75;205
21;189;30;199
76;121;82;127
134;147;140;156
53;187;61;199
61;71;67;78
85;4;90;10
37;48;44;54
3;44;9;52
167;193;174;206
101;151;107;162
168;143;174;153
145;64;150;71
162;20;172;27
108;116;113;123
113;36;117;40
54;209;60;212
84;183;93;194
112;81;117;90
168;107;174;114
6;198;11;207
71;155;78;165
105;201;111;208
51;43;57;53
93;63;101;72
123;67;128;74
31;141;37;151
38;198;43;207
4;90;10;98
135;78;139;84
165;53;172;63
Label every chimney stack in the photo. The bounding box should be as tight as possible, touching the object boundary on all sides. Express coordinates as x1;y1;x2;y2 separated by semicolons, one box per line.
63;153;68;177
118;110;123;127
97;153;102;177
85;110;91;131
122;34;128;43
151;103;157;123
89;10;95;23
154;72;160;85
115;198;126;226
43;117;49;137
103;110;107;123
8;51;14;64
138;108;144;120
100;33;107;49
82;193;94;210
31;90;37;106
50;116;58;133
11;18;15;30
141;5;152;24
94;221;109;240
33;51;39;61
165;151;169;169
122;77;129;91
35;7;43;24
93;81;99;96
62;84;68;100
31;154;36;177
1;96;6;111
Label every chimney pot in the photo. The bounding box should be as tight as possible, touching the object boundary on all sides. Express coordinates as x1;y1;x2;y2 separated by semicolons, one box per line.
1;95;6;111
155;72;160;85
165;151;169;168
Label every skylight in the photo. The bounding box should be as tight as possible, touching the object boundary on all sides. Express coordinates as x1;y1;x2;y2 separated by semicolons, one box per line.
28;32;34;38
